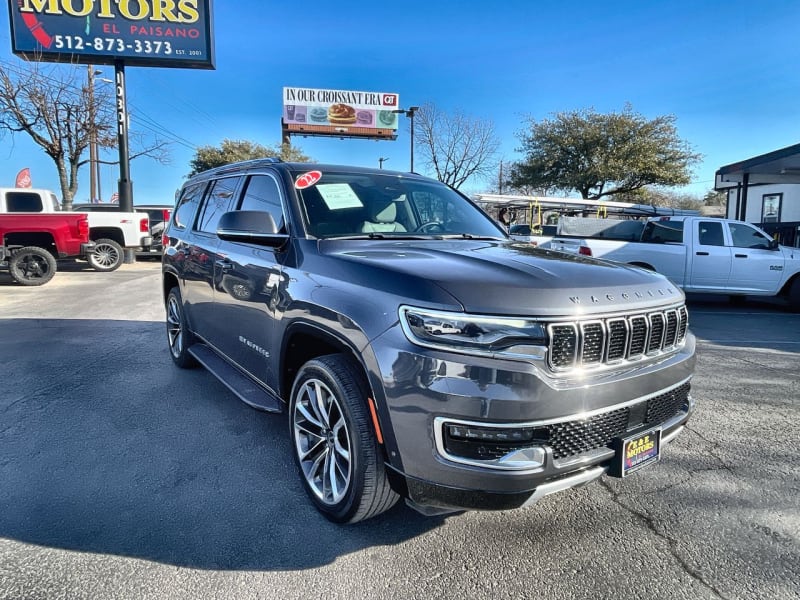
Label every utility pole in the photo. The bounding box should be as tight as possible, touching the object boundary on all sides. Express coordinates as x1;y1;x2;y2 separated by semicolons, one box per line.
392;106;420;172
87;65;97;202
87;65;104;203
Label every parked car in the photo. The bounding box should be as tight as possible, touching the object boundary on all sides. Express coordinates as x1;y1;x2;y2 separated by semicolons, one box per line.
1;190;150;271
162;159;696;524
132;205;172;257
508;223;557;246
72;203;170;258
0;212;94;285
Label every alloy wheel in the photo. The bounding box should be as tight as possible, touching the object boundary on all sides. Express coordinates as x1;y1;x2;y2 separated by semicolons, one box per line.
292;378;352;505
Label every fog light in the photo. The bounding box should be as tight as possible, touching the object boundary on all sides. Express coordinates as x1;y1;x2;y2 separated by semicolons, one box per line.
447;424;538;443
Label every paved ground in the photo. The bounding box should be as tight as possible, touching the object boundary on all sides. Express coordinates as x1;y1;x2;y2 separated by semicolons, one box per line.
1;262;798;600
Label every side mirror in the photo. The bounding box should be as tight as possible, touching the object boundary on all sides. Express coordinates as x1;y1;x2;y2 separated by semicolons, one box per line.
769;238;780;250
216;210;289;247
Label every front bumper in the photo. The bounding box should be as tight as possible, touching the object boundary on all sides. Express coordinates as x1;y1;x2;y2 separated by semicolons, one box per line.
369;326;696;512
395;402;692;514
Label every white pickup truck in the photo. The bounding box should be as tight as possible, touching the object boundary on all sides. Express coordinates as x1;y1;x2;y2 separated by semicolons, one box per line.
0;188;151;271
546;216;800;310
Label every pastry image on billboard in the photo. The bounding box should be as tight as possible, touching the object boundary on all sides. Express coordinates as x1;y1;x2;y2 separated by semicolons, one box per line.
378;110;397;127
309;107;328;123
328;103;357;125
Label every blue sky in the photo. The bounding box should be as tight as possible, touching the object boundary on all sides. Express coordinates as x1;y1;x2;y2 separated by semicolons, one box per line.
1;0;799;205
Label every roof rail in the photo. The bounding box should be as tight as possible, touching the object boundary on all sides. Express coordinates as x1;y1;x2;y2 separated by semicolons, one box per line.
192;157;283;179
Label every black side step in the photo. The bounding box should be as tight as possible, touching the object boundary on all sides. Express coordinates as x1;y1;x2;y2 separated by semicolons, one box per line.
188;344;283;413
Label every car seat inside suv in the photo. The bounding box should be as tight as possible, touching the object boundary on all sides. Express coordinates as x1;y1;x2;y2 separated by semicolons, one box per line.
361;193;406;233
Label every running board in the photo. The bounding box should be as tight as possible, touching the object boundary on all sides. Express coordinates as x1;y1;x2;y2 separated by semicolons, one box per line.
188;344;283;413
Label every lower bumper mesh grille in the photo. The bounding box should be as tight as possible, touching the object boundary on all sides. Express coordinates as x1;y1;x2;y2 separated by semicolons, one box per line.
441;382;691;463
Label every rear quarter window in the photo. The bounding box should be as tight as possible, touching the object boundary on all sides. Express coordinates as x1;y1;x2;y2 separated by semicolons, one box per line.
173;181;207;230
642;220;684;243
5;191;44;212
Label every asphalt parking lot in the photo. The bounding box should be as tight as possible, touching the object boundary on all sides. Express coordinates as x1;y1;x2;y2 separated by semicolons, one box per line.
1;261;798;600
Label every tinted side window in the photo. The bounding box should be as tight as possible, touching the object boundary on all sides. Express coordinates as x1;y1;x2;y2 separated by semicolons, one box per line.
698;221;724;246
239;175;285;232
729;223;772;249
173;182;206;230
641;220;684;243
196;177;241;234
5;192;44;212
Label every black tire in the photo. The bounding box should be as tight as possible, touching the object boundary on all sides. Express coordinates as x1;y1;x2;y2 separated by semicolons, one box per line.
166;287;198;368
788;277;800;313
8;246;57;286
289;355;398;524
88;238;123;272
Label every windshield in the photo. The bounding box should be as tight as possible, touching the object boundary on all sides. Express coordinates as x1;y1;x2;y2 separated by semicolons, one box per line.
291;170;506;239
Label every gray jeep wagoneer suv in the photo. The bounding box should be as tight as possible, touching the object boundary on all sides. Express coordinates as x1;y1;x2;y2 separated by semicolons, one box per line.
162;159;696;523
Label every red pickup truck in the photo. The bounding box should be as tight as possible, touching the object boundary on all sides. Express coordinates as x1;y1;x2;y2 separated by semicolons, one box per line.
0;213;94;286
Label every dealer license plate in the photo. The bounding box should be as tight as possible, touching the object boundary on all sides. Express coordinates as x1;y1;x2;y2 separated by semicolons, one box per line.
615;428;662;477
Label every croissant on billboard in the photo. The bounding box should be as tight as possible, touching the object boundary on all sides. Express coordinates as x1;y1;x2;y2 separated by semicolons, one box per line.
283;86;401;140
8;0;215;69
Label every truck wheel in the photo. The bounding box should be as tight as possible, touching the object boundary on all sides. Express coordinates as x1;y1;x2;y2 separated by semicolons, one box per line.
88;238;123;272
788;277;800;313
289;355;398;523
8;246;57;286
166;287;198;368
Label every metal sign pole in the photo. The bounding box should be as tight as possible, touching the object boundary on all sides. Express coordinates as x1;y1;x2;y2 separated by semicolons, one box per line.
114;60;135;263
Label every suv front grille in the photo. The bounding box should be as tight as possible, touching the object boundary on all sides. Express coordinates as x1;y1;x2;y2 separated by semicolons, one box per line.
547;305;688;371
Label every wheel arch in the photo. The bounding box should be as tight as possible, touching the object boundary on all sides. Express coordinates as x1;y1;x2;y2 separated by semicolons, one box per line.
777;270;800;297
89;227;124;245
280;321;399;467
280;321;369;402
163;271;180;304
3;232;57;256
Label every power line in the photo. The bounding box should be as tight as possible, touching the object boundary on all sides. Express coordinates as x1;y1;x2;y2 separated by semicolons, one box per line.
0;58;200;152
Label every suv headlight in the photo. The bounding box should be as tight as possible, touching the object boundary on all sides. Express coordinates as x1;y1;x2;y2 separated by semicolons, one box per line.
399;306;547;358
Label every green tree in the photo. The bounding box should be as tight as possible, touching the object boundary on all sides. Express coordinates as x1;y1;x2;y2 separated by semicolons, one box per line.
188;139;312;176
512;105;701;199
616;187;703;211
703;189;726;206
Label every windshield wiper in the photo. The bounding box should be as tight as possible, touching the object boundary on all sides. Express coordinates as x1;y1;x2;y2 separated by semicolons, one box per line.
437;234;505;240
323;233;431;240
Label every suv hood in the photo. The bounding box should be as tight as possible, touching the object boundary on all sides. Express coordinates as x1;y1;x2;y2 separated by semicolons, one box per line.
324;239;683;316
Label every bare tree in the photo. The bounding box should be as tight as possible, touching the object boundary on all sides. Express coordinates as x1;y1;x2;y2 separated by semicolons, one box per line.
414;102;500;190
0;60;168;209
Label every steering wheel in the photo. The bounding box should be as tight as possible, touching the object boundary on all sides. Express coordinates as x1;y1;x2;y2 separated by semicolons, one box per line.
415;221;445;233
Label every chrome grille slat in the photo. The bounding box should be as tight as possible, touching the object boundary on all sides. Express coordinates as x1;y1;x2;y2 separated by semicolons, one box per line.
606;318;628;362
580;321;605;365
647;313;665;353
547;305;689;372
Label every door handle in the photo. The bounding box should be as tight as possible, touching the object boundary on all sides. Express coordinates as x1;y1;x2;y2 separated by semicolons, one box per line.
215;259;233;271
695;251;709;256
734;254;747;258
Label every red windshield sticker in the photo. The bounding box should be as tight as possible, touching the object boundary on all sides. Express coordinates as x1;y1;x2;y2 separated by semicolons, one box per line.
295;171;322;190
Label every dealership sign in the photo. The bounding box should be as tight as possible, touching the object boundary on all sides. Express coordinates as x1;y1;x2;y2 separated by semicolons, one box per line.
283;87;400;140
8;0;215;69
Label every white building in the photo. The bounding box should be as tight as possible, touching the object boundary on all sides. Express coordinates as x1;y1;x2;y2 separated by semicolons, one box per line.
716;142;800;247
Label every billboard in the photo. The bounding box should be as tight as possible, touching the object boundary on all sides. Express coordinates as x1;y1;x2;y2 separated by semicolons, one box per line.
283;87;400;140
8;0;215;69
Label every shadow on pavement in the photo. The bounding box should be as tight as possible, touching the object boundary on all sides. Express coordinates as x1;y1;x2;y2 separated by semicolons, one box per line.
0;318;444;570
